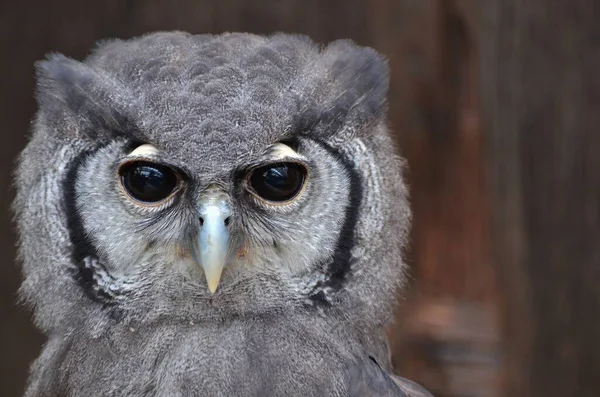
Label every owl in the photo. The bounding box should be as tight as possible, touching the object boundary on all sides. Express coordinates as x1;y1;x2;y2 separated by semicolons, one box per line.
13;32;431;396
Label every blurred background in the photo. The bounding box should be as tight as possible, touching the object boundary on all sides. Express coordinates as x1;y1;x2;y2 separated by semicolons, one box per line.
0;1;597;396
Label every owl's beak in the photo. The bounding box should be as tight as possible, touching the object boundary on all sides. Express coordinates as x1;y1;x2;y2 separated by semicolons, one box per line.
191;187;232;294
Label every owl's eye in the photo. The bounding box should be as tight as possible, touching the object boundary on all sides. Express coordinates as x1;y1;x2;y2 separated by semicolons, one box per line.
248;163;307;203
119;161;179;203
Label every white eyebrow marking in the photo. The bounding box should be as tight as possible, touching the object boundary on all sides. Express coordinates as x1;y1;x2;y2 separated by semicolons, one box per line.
270;142;302;160
128;144;160;157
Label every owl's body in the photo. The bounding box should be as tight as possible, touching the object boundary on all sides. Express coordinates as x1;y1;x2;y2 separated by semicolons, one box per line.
29;312;378;396
14;32;429;396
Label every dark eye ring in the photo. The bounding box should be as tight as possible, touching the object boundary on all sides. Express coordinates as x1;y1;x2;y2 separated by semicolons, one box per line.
247;162;307;204
119;160;181;204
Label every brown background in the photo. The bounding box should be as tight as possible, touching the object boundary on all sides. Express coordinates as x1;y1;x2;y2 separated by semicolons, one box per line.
0;1;597;397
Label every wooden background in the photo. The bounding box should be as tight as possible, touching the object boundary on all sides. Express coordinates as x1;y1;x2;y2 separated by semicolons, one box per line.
0;1;597;396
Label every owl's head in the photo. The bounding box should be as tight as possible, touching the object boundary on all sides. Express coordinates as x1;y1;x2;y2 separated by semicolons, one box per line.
14;32;410;334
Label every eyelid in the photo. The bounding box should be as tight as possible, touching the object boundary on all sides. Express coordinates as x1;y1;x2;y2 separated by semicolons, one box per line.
265;155;307;164
268;142;305;162
124;144;180;170
128;143;160;157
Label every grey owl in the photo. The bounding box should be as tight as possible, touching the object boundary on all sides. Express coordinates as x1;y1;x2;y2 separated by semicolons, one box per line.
14;32;431;397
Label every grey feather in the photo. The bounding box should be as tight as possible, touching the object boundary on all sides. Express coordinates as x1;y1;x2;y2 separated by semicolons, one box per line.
14;31;428;396
347;357;434;397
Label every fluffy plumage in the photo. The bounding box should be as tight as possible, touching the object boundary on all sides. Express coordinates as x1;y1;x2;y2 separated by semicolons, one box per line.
14;31;430;396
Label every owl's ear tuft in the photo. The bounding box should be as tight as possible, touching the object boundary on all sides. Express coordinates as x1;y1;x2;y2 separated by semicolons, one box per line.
327;41;389;115
35;53;137;142
298;41;389;140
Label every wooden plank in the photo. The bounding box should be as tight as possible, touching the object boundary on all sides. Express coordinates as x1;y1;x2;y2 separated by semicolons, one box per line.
477;1;600;396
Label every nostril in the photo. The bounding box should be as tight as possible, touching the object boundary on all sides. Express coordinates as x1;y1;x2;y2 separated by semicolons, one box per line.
199;217;204;226
224;216;231;227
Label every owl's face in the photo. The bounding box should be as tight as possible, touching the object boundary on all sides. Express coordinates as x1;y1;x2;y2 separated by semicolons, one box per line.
16;32;409;329
77;135;348;298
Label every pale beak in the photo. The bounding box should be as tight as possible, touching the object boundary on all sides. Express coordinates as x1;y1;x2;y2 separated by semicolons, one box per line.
191;186;232;293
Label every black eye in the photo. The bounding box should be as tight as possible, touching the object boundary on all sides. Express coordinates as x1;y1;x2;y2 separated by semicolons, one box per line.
248;162;307;203
119;161;179;203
